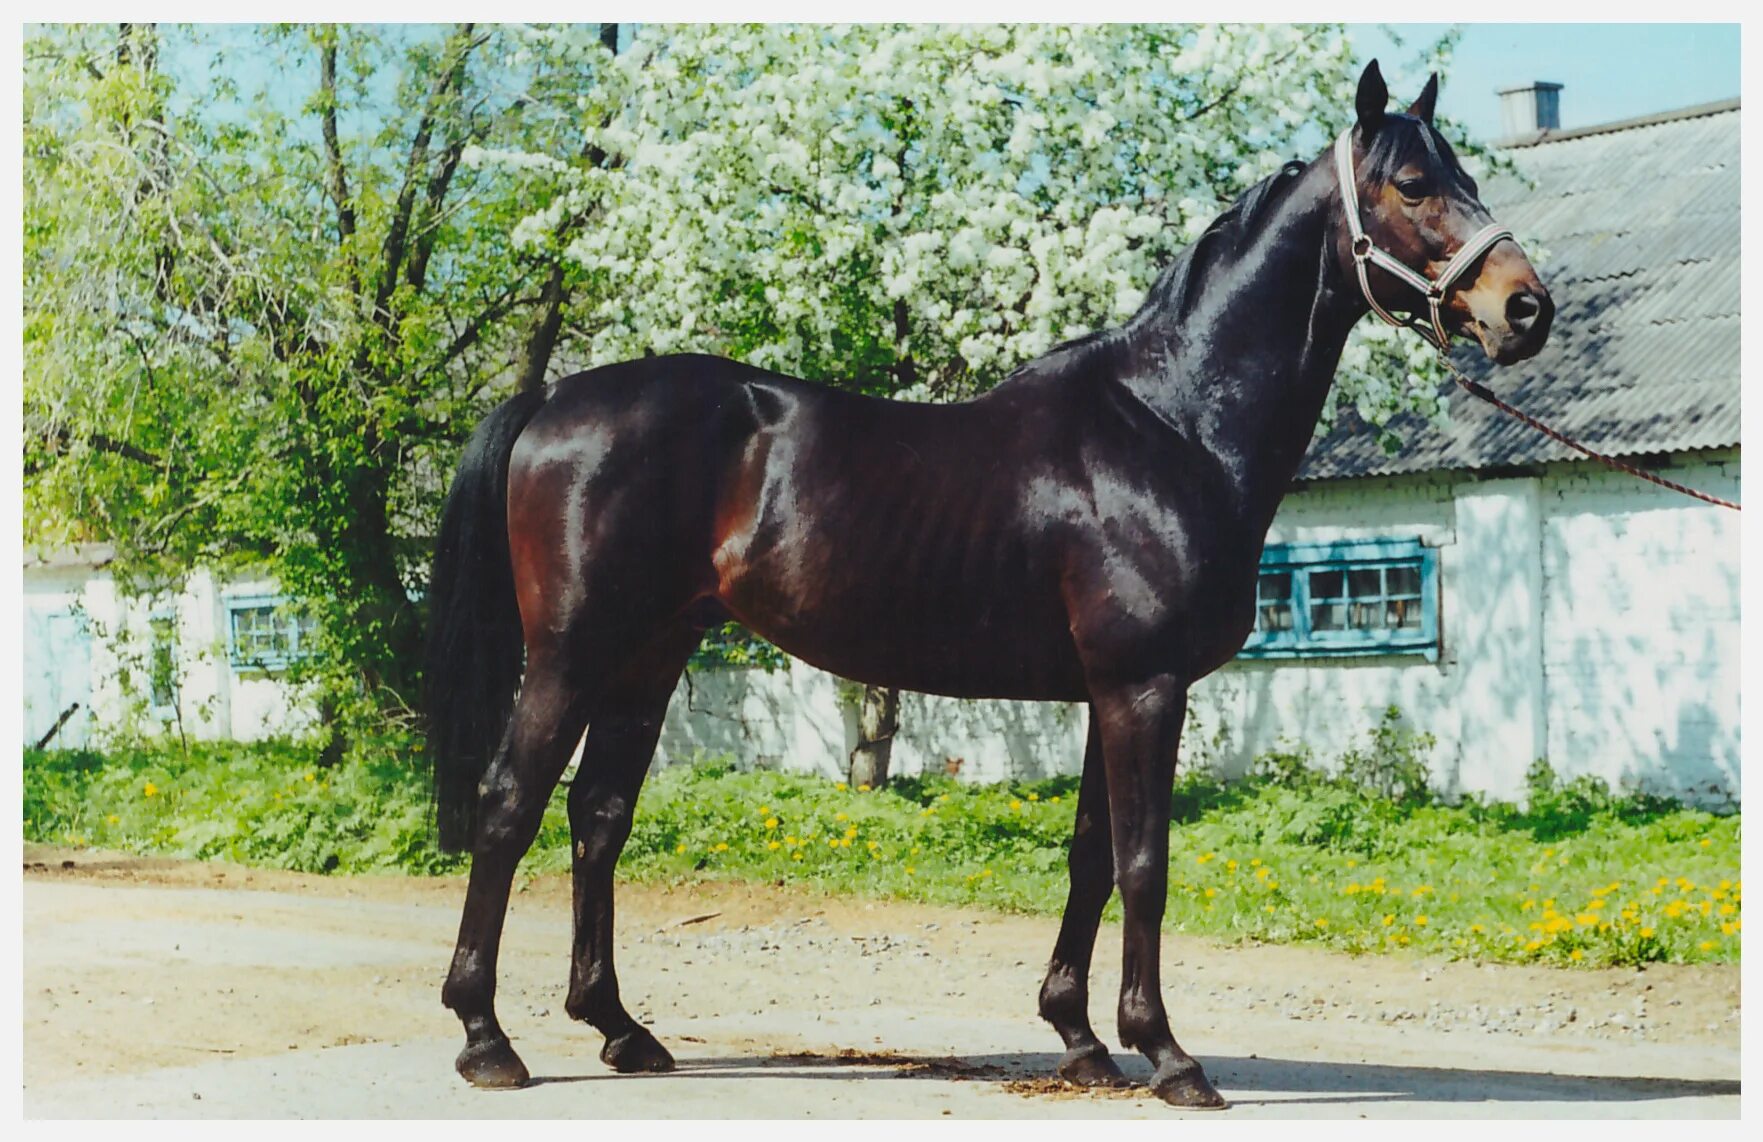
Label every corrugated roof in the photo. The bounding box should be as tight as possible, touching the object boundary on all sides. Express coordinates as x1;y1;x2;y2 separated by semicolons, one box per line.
1301;99;1740;481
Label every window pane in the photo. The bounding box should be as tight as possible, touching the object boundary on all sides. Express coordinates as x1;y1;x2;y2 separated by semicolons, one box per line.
1387;598;1422;629
1258;602;1293;632
1312;602;1345;631
1349;600;1386;629
1348;567;1382;598
1310;569;1343;599
1258;571;1291;601
1387;564;1422;596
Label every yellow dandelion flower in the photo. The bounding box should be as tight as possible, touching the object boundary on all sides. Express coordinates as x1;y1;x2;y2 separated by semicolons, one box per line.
827;838;839;847
767;841;781;851
304;772;315;782
840;838;852;848
1382;914;1396;927
792;851;804;861
713;842;729;852
1640;927;1655;938
905;866;915;875
1204;887;1217;899
1397;934;1411;945
1197;852;1214;864
1414;915;1429;927
1027;792;1039;801
1009;800;1022;811
1700;838;1712;847
1469;923;1485;934
1699;940;1716;951
835;782;847;791
834;811;847;821
910;846;920;855
1314;918;1328;929
765;817;779;829
759;805;771;816
1569;949;1584;961
857;784;871;793
1049;795;1060;803
675;842;687;853
105;814;120;825
785;835;798;846
1255;867;1271;881
1719;903;1735;916
1346;859;1358;868
981;868;993;878
143;782;158;797
1263;904;1275;913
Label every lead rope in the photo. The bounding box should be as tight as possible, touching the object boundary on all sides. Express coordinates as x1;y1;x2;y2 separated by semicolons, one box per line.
1436;354;1741;511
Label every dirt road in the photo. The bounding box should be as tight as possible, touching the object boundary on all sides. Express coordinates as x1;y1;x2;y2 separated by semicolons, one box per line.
23;846;1740;1118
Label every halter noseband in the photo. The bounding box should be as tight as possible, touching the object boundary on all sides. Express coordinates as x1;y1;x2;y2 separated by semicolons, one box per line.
1333;129;1514;352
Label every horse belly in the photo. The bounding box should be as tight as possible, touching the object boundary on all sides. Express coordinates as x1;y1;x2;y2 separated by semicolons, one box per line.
714;509;1085;701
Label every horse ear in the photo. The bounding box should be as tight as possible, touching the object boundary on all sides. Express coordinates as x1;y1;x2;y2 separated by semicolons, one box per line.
1408;73;1440;124
1356;60;1389;135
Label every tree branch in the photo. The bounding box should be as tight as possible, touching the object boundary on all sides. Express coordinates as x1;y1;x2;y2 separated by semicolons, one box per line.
318;32;360;297
371;23;478;325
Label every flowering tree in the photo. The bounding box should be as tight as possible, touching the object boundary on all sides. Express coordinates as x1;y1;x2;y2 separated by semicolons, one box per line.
479;23;1463;784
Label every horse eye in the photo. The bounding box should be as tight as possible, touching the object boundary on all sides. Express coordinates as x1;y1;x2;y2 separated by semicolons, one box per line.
1395;178;1431;201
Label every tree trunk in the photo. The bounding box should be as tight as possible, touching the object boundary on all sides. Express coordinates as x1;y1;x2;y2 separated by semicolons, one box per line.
848;684;900;789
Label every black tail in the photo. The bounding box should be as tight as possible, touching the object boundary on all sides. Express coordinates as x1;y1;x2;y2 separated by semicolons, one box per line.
423;389;547;852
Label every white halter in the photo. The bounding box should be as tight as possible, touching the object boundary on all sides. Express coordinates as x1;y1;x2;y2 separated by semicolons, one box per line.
1333;129;1514;352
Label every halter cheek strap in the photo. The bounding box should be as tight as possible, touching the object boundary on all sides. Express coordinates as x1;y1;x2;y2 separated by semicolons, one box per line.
1333;129;1515;352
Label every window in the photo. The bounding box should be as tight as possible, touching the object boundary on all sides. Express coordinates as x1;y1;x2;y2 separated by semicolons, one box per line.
148;610;179;709
226;596;318;671
1240;538;1438;660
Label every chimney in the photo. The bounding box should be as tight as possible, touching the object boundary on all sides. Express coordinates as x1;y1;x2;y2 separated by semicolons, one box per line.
1498;82;1563;138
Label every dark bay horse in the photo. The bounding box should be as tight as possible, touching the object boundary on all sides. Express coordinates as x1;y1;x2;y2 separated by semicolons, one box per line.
423;62;1552;1108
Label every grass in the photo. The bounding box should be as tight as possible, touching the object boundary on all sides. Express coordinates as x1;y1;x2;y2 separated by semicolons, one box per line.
23;717;1740;969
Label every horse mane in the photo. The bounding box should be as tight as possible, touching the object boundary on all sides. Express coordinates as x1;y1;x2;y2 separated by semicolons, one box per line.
1005;159;1310;382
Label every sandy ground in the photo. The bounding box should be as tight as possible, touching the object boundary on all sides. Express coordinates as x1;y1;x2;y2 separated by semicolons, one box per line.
22;844;1740;1119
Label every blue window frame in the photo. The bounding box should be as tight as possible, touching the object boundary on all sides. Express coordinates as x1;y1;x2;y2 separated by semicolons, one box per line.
225;595;318;672
1239;538;1439;661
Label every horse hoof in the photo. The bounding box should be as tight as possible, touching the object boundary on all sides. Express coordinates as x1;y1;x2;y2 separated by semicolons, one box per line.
601;1026;676;1073
1056;1043;1131;1088
1151;1061;1228;1109
456;1037;530;1090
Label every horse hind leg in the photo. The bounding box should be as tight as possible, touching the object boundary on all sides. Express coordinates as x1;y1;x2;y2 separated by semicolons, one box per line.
564;625;701;1073
442;651;591;1090
1037;712;1131;1087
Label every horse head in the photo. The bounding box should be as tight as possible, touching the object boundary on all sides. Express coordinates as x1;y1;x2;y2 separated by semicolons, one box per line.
1337;60;1554;365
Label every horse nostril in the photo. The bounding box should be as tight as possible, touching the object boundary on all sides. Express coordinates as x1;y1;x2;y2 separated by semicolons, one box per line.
1506;289;1542;331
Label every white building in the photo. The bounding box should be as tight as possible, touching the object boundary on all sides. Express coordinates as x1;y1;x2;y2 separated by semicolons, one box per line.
23;98;1740;805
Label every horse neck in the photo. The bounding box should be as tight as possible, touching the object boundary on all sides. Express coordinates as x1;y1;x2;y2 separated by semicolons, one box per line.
1119;162;1365;523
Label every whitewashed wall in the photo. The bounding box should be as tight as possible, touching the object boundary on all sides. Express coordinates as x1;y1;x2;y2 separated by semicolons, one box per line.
1538;452;1741;802
21;561;315;747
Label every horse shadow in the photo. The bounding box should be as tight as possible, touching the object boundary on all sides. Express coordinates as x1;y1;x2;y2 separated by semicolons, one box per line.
526;1048;1739;1109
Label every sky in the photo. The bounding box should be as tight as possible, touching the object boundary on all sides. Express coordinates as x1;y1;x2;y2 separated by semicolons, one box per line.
1350;24;1741;140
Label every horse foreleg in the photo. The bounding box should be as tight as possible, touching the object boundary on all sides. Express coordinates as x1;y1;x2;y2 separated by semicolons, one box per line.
441;657;589;1090
1094;674;1227;1109
1038;712;1131;1087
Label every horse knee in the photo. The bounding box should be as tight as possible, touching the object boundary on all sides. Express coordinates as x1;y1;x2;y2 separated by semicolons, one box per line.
1038;963;1087;1026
